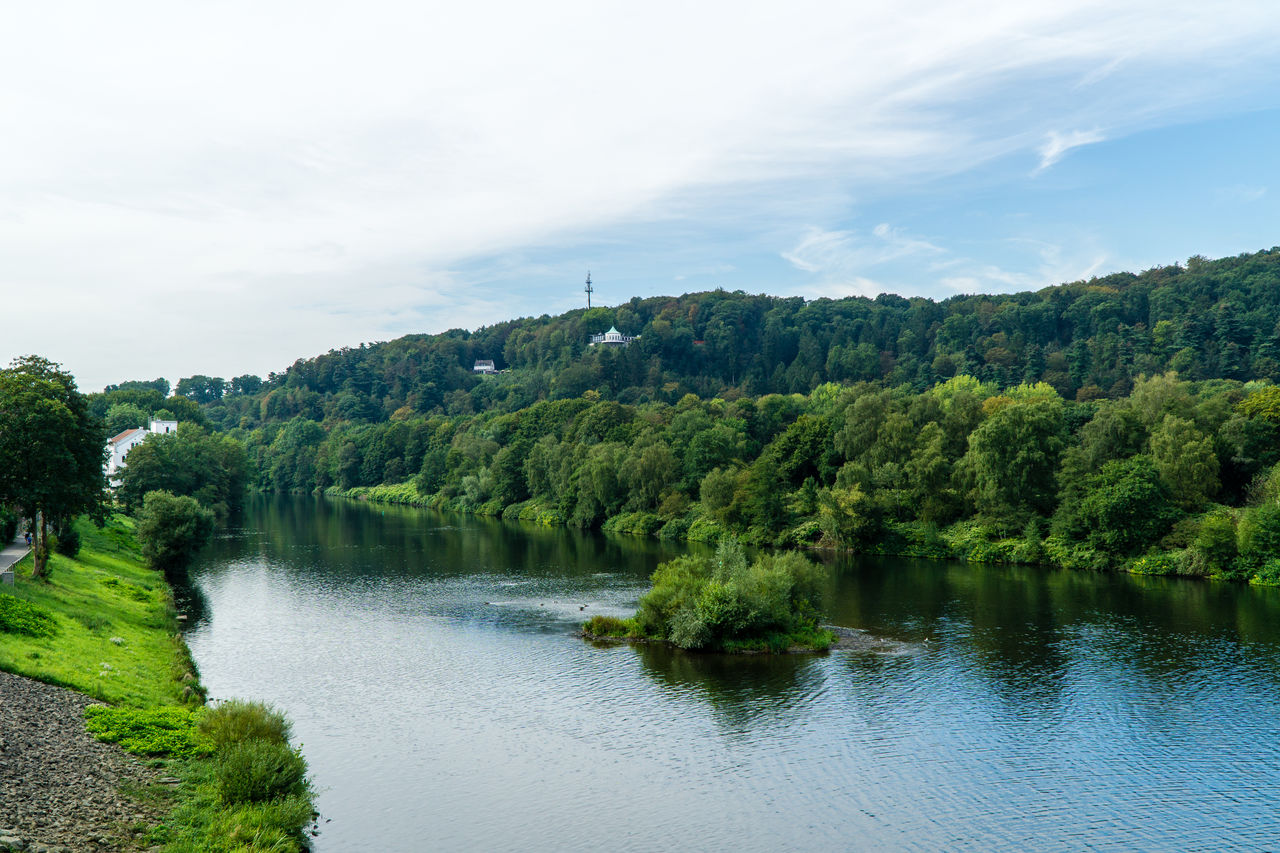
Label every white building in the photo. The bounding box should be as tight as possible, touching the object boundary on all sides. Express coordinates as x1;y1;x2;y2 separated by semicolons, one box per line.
588;326;637;348
106;419;178;485
473;359;497;374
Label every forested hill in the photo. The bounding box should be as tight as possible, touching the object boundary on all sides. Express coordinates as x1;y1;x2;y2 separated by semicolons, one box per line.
200;248;1280;430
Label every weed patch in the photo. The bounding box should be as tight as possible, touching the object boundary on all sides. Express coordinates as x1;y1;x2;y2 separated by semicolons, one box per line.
83;705;210;758
0;593;57;637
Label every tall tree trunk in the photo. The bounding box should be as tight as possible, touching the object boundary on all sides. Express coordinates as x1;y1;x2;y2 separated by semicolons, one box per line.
31;510;47;578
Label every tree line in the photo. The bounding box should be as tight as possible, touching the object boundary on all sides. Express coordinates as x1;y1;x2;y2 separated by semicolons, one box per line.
231;368;1280;583
185;248;1280;433
0;358;246;578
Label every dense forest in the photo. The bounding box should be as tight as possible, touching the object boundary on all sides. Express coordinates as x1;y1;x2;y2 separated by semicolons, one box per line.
192;247;1280;429
93;248;1280;583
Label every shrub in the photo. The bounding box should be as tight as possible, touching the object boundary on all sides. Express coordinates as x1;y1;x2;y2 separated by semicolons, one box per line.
1127;552;1178;576
658;515;691;541
582;615;636;637
1238;503;1280;567
53;518;81;557
136;491;216;571
634;540;832;651
0;593;57;637
214;740;309;805
1250;557;1280;586
83;706;208;757
198;699;292;750
1192;509;1238;574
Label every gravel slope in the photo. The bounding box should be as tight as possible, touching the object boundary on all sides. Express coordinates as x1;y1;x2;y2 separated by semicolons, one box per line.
0;670;165;853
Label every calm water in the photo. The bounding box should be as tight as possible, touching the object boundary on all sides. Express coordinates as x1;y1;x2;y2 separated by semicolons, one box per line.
183;495;1280;851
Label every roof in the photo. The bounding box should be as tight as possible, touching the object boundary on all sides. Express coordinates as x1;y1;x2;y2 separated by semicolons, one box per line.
607;326;619;334
108;428;145;445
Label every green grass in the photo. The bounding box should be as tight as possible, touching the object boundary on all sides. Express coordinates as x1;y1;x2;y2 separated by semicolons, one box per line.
0;516;197;707
1;514;315;851
582;614;640;638
198;699;293;750
0;593;58;637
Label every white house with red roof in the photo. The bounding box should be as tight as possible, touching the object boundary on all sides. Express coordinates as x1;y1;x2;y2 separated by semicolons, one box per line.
106;419;178;485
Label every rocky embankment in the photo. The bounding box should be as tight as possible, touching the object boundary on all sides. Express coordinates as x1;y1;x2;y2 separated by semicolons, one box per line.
0;671;165;853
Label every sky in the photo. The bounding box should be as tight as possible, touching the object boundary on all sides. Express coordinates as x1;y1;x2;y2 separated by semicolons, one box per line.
2;1;1279;392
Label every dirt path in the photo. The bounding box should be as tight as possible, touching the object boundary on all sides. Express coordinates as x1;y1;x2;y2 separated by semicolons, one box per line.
0;670;165;852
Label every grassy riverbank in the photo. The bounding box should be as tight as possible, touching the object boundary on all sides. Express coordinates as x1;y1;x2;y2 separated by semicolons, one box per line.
0;517;315;851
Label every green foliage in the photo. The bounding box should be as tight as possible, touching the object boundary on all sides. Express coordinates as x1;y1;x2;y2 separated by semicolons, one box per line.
0;593;57;636
1236;385;1280;423
53;516;81;557
1238;503;1280;567
1191;509;1238;574
582;615;637;637
961;396;1065;531
163;787;315;853
105;402;150;437
117;426;250;522
0;355;107;577
1249;557;1280;586
1055;455;1178;555
198;699;293;750
83;705;210;757
214;740;309;805
1149;414;1219;510
1128;552;1179;576
635;541;831;651
136;490;216;571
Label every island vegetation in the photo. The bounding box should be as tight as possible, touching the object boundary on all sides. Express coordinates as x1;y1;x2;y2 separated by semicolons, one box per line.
584;540;834;653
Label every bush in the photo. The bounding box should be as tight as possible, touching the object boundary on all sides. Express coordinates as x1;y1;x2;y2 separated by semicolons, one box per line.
53;518;81;557
1127;552;1179;576
1238;503;1280;567
136;490;216;571
1192;509;1238;574
634;540;832;651
582;615;636;637
83;706;209;757
198;699;292;749
1250;557;1280;586
0;593;57;637
214;740;309;805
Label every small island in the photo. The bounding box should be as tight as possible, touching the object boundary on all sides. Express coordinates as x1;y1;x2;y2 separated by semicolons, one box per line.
583;540;835;653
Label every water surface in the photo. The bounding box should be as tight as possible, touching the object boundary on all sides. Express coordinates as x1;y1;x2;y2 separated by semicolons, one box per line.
184;495;1280;851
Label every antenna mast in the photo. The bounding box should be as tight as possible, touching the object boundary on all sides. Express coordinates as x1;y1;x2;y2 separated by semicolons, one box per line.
585;271;594;309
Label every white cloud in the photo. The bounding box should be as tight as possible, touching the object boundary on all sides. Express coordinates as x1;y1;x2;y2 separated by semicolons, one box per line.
784;224;943;274
2;1;1279;386
939;240;1110;293
1036;129;1107;172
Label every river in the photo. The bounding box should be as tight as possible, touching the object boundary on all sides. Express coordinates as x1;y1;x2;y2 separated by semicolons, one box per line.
182;495;1280;851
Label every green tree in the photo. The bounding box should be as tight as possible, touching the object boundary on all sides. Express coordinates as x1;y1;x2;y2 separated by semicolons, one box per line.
1149;414;1218;510
117;426;250;522
0;356;106;577
105;402;149;437
1054;455;1178;556
960;397;1065;531
136;490;215;571
175;375;227;404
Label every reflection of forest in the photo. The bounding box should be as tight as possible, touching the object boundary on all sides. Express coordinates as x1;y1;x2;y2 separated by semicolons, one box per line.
195;495;1280;718
827;554;1280;704
197;494;706;588
632;642;825;731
